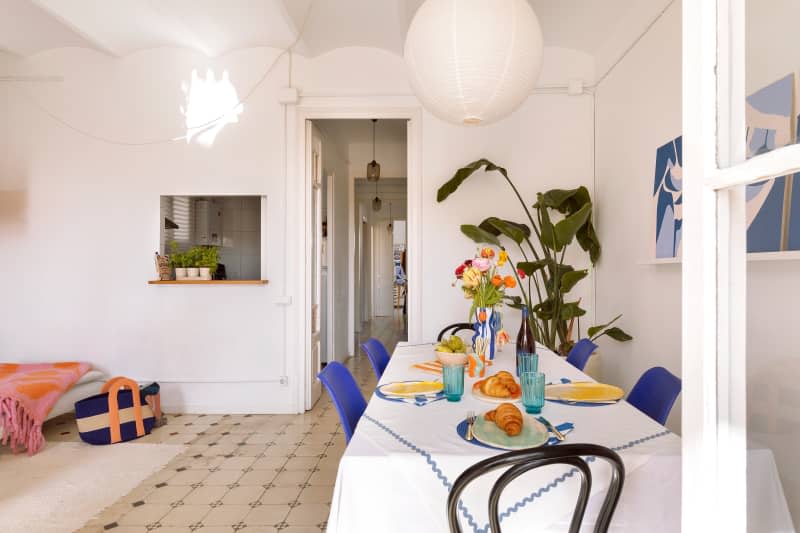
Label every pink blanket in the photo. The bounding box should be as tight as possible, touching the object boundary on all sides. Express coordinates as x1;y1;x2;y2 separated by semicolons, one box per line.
0;362;91;454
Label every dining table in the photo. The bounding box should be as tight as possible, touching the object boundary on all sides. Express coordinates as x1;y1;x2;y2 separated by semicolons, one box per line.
326;342;794;532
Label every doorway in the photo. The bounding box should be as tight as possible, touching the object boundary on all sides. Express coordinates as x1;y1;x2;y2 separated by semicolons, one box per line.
296;105;423;412
301;114;415;411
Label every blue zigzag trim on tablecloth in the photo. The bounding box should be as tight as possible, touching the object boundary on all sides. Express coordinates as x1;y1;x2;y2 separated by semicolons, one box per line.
363;414;671;533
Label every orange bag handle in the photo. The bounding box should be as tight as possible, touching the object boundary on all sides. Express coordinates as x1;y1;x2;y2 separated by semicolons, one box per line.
101;376;128;394
104;377;145;444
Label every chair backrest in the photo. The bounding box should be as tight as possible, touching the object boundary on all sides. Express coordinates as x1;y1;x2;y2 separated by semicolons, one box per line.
361;338;391;380
437;323;475;342
318;362;367;443
627;366;682;425
566;338;598;371
447;443;625;533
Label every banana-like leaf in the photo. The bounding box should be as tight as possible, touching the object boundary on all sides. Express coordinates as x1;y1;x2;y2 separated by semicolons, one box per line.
577;222;601;264
460;224;501;246
437;159;508;202
517;259;552;276
604;327;633;341
554;204;592;247
535;187;591;214
538;200;562;251
560;269;588;292
559;301;586;320
533;299;554;320
479;217;530;244
587;314;622;338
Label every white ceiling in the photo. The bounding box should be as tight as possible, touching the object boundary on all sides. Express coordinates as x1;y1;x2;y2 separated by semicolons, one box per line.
0;0;672;78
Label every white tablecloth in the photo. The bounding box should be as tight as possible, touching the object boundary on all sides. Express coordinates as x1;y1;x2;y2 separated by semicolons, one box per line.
327;343;795;532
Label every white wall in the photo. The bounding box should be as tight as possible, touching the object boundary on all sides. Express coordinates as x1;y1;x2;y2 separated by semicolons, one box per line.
594;2;683;431
0;44;595;415
595;0;800;521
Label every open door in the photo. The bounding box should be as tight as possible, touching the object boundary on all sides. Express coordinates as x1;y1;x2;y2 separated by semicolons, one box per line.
306;122;323;410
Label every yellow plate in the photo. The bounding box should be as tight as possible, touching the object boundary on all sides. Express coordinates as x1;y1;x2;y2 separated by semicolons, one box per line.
379;381;443;397
545;382;624;402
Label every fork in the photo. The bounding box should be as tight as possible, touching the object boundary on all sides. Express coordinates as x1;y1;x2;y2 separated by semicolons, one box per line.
466;410;476;441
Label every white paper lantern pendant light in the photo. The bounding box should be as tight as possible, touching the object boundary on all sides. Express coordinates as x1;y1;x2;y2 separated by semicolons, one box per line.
404;0;544;126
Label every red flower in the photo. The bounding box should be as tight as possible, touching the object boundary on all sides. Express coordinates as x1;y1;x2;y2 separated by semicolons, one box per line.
517;268;526;279
455;263;467;279
464;259;473;267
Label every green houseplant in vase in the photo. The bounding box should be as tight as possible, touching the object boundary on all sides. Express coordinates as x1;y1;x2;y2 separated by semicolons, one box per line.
438;159;633;356
169;241;188;280
197;246;219;280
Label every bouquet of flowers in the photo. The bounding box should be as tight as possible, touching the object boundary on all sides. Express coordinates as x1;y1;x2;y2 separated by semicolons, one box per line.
453;247;517;321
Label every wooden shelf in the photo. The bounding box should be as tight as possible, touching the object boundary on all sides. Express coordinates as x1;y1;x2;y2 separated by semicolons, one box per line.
148;280;269;285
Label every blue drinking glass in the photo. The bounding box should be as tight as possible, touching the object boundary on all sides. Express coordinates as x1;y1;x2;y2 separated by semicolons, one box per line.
442;364;465;402
521;371;545;414
517;352;539;376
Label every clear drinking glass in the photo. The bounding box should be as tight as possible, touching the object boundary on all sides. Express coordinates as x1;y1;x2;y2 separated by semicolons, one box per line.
442;364;465;402
516;352;539;376
521;371;545;414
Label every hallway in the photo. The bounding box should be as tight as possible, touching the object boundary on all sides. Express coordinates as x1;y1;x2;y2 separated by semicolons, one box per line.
354;315;407;357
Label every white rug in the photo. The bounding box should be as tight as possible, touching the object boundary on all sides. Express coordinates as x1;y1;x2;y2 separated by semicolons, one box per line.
0;441;185;533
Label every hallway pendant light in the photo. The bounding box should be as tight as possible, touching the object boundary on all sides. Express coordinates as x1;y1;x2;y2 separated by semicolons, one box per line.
387;203;393;232
372;180;382;211
404;0;544;126
366;119;381;181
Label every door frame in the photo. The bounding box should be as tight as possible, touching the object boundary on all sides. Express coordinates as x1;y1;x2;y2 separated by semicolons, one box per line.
287;98;423;413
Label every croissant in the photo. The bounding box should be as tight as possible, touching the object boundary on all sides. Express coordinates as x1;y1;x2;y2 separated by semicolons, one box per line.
484;403;523;436
495;371;520;395
480;376;511;398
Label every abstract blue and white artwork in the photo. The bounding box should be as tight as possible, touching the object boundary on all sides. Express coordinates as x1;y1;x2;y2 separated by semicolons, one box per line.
653;136;683;258
654;74;800;259
745;73;796;253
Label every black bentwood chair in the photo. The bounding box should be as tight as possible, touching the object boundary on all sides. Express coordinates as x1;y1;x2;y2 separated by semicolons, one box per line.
437;322;475;342
447;443;625;533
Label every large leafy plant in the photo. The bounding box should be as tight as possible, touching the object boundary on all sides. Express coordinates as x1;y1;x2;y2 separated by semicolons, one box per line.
438;159;632;355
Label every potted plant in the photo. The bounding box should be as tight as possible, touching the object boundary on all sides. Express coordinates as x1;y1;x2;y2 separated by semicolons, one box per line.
437;159;633;356
169;241;188;280
197;246;219;280
181;247;198;278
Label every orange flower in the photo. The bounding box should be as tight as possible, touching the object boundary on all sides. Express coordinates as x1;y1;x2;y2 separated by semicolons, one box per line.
503;276;517;289
480;247;495;258
491;274;503;287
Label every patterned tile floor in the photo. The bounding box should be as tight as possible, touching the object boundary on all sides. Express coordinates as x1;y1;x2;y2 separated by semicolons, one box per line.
42;315;405;533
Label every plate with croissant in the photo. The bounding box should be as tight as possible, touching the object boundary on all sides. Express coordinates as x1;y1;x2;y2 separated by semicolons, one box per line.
472;371;522;403
472;403;549;450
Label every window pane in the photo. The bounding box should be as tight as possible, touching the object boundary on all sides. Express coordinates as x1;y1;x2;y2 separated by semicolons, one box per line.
742;0;800;252
747;259;799;526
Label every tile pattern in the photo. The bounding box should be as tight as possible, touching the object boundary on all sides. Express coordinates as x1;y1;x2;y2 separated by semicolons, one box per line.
58;316;405;533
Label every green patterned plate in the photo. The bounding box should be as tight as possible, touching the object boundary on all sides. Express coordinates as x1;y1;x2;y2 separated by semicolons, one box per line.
472;413;549;450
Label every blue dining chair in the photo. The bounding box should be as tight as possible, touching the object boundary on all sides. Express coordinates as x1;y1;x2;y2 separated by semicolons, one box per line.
318;362;367;443
627;367;682;425
361;338;391;380
566;338;598;371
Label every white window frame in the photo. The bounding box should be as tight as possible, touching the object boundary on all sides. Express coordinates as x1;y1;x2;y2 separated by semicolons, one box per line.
683;1;800;530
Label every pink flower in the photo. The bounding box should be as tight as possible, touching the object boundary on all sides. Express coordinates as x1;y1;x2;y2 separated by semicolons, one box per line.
472;258;490;272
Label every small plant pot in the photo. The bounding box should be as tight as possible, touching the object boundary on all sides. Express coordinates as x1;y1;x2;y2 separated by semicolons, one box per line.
199;267;212;280
175;267;188;280
186;267;200;278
